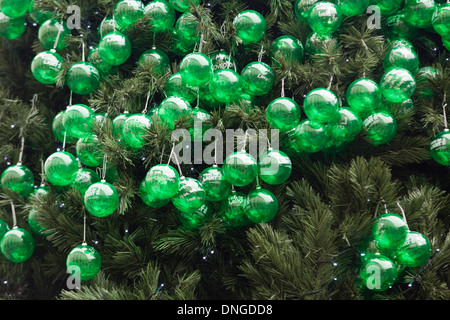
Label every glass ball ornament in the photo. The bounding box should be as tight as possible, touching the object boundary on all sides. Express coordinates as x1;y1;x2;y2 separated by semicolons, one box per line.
137;47;171;75
169;0;200;12
111;112;131;140
0;164;34;197
240;61;275;96
258;149;292;185
97;17;122;38
359;255;398;291
0;0;32;18
198;166;231;202
363;111;397;146
304;32;336;56
113;0;145;30
44;151;78;186
209;68;242;103
210;50;238;72
62;104;95;139
289;119;329;154
76;134;104;167
199;81;224;110
336;0;369;17
88;46;117;78
270;35;304;67
372;0;403;16
303;88;339;123
0;227;35;263
52;111;77;143
158;96;192;130
84;180;119;217
31;50;64;85
72;168;101;196
223;151;258;187
384;13;418;41
171;177;206;214
383;43;419;74
29;2;53;24
173;12;199;42
395;231;431;267
308;1;342;36
66;244;102;281
66;62;100;96
164;72;197;103
189;107;212;142
143;164;180;200
346;78;382;117
31;184;50;198
0;219;9;239
28;208;49;236
179;52;214;87
266;97;301;132
244;187;279;224
98;32;132;66
38;19;71;51
327;107;362;144
233;10;266;45
372;213;409;251
404;0;437;29
430;129;450;166
219;191;250;228
380;67;416;103
121;113;152;149
432;3;450;37
144;0;175;33
177;203;211;230
294;0;319;21
0;12;26;40
139;180;170;208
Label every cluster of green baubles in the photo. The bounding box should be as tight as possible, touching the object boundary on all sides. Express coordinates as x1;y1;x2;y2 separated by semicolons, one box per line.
358;213;432;292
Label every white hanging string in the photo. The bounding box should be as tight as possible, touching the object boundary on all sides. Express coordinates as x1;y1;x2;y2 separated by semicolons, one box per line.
102;153;108;181
10;200;17;228
82;213;87;245
17;136;25;165
142;90;151;114
397;202;408;228
281;77;285;98
53;23;63;51
442;92;448;130
167;143;183;178
258;45;264;62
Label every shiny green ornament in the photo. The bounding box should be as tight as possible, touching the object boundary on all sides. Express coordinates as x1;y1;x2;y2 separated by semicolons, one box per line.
31;185;50;198
63;104;95;139
383;43;419;74
113;0;144;30
38;19;71;51
144;164;180;200
395;231;431;267
384;98;414;115
304;32;336;55
111;112;131;140
266;97;301;132
358;236;391;261
363;111;397;145
177;203;211;229
199;81;224;110
76;135;104;167
139;180;170;208
327;107;362;144
380;67;416;103
144;0;175;33
28;208;49;236
158;96;192;130
432;4;450;37
29;2;53;25
174;12;199;42
258;149;292;185
308;1;342;36
66;244;101;281
180;52;214;87
429;130;450;166
44;151;78;186
84;180;119;217
169;0;200;12
346;78;382;117
336;0;369;17
0;227;35;263
0;12;26;40
372;0;403;15
171;29;197;57
88;46;117;77
1;164;34;197
0;219;9;240
66;62;100;95
0;0;31;18
121;113;152;149
233;10;266;44
97;17;121;38
31;50;63;85
240;61;275;96
270;35;304;67
209;69;242;103
289;120;329;153
98;32;132;66
303;88;339;123
189;107;212;142
52;111;76;143
372;213;408;250
384;13;418;41
72;168;101;196
404;0;437;28
294;0;319;21
138;47;171;75
164;72;197;103
172;177;206;213
210;50;238;72
223;151;258;187
198;166;231;202
245;187;279;224
359;255;398;291
219;191;250;228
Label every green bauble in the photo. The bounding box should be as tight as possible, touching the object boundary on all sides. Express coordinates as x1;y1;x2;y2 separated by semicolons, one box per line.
111;112;131;140
384;13;418;41
336;0;369;17
63;104;95;139
327;107;362;144
139;180;170;208
429;130;450;166
199;81;225;110
84;181;119;217
179;52;214;87
233;10;266;44
266;97;301;132
372;213;409;250
164;72;197;103
173;12;199;42
31;185;50;198
177;203;211;230
144;164;180;200
28;208;49;236
52;111;76;143
144;0;175;33
0;164;34;197
383;43;419;74
0;227;35;263
121;113;152;149
0;12;26;40
372;0;403;15
171;29;197;57
66;62;100;95
304;32;336;55
113;0;144;30
97;17;121;38
380;67;416;103
308;1;342;36
209;69;242;103
432;3;450;37
98;32;132;66
44;151;78;186
76;134;104;167
245;187;279;224
270;35;304;67
303;88;339;123
189;107;212;142
219;191;250;228
172;177;206;213
363;111;397;145
38;19;71;51
294;0;319;21
258;149;292;185
395;231;431;267
72;168;101;196
223;151;258;187
346;78;382;117
29;2;53;24
198;166;231;202
31;50;63;85
289;119;329;153
359;255;398;291
158;96;192;130
169;0;200;12
66;244;101;281
240;61;275;96
0;219;9;240
138;47;171;75
210;50;238;72
404;0;437;28
88;46;117;77
0;0;32;18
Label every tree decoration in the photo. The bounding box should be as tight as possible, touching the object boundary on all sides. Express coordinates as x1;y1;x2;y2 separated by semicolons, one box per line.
143;164;180;200
138;47;171;75
336;0;369;17
98;32;132;66
432;3;450;37
303;88;339;123
359;255;398;292
270;35;304;67
72;167;101;196
44;151;79;186
210;50;238;71
62;104;95;139
219;190;250;228
223;151;258;187
403;0;436;29
395;231;431;268
31;50;64;85
289;119;329;154
307;1;342;36
111;112;131;141
372;212;409;251
327;107;362;146
258;148;292;185
294;0;319;21
363;111;397;146
346;78;382;118
164;72;197;103
240;61;275;96
169;0;201;12
66;61;101;96
113;0;145;30
0;0;32;18
76;134;104;167
177;203;211;229
88;46;117;78
66;243;102;281
198;165;231;202
172;177;207;214
144;0;176;33
38;19;71;51
1;163;34;197
139;180;170;208
209;68;242;103
244;187;279;224
121;113;152;149
179;52;214;87
383;42;419;74
0;11;26;40
84;179;120;218
266;97;301;132
232;10;266;45
380;67;416;103
158;96;192;130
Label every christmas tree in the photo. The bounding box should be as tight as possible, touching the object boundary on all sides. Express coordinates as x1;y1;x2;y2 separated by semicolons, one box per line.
0;0;449;303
